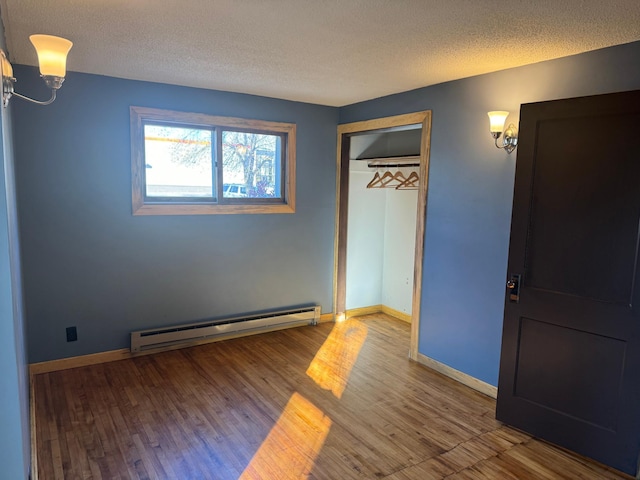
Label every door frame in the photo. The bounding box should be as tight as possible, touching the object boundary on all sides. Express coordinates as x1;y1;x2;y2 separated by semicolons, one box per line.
333;111;432;360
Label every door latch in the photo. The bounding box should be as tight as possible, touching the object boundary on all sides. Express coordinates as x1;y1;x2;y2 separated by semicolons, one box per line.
507;274;521;303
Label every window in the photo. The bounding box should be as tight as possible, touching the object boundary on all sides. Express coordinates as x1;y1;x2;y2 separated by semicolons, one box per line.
130;106;296;215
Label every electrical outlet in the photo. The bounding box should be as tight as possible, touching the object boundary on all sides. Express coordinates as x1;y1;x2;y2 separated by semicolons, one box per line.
66;326;78;342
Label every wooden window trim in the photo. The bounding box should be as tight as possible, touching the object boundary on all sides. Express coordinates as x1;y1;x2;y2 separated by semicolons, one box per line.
130;106;296;215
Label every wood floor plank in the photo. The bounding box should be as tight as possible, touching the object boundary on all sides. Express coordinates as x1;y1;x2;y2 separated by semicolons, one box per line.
383;457;455;480
33;314;634;479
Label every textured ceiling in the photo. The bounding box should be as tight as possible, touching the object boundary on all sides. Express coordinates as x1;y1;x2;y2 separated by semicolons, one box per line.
2;0;640;107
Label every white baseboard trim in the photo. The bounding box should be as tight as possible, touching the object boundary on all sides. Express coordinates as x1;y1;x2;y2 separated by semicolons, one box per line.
416;353;498;399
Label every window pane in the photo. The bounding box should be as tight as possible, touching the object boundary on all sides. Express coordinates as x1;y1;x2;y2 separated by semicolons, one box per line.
144;124;213;198
221;131;281;199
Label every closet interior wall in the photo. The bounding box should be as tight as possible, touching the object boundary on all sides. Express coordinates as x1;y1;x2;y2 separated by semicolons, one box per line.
345;159;418;317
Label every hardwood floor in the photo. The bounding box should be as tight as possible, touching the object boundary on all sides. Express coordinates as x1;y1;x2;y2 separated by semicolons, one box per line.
33;314;632;479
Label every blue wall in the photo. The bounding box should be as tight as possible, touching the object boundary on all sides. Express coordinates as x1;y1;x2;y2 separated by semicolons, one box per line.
12;40;640;388
12;69;338;363
0;17;30;479
341;41;640;386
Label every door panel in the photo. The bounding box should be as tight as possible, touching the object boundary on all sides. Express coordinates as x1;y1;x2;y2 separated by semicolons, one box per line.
527;112;640;304
497;90;640;476
514;317;625;431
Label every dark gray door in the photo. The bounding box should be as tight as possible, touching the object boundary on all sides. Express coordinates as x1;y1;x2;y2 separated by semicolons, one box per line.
496;90;640;476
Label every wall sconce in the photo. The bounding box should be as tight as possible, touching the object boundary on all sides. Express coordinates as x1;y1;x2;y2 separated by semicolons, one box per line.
487;111;518;154
1;34;73;108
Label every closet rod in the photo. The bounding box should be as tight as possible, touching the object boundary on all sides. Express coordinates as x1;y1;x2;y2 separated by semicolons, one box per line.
367;163;420;168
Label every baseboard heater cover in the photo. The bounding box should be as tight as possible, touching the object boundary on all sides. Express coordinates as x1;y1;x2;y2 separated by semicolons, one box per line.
131;305;321;353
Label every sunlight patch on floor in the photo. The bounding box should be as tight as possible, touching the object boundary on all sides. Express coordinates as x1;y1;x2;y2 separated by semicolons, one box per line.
306;318;368;399
239;392;332;479
240;319;368;478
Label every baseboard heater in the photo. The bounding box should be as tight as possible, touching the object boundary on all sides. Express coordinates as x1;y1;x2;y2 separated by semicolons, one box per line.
130;305;320;353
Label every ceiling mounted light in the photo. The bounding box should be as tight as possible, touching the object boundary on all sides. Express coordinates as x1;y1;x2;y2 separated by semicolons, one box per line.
1;34;73;107
488;111;518;154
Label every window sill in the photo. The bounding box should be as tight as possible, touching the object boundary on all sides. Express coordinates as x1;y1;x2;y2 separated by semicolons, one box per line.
132;202;296;216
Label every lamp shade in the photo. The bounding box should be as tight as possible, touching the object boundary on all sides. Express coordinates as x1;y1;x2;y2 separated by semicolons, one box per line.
488;111;509;133
1;52;13;78
29;34;73;78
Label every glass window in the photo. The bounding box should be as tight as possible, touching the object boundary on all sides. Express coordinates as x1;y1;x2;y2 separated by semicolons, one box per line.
131;107;296;215
143;124;213;200
221;131;281;199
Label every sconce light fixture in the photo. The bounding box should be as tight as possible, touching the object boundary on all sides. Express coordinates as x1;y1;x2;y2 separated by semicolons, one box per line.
1;34;73;107
487;111;518;154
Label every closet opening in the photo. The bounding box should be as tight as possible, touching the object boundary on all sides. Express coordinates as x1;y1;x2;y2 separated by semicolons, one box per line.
333;111;432;360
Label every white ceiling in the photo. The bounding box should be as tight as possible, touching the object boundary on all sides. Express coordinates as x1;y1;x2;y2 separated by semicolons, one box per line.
2;0;640;107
